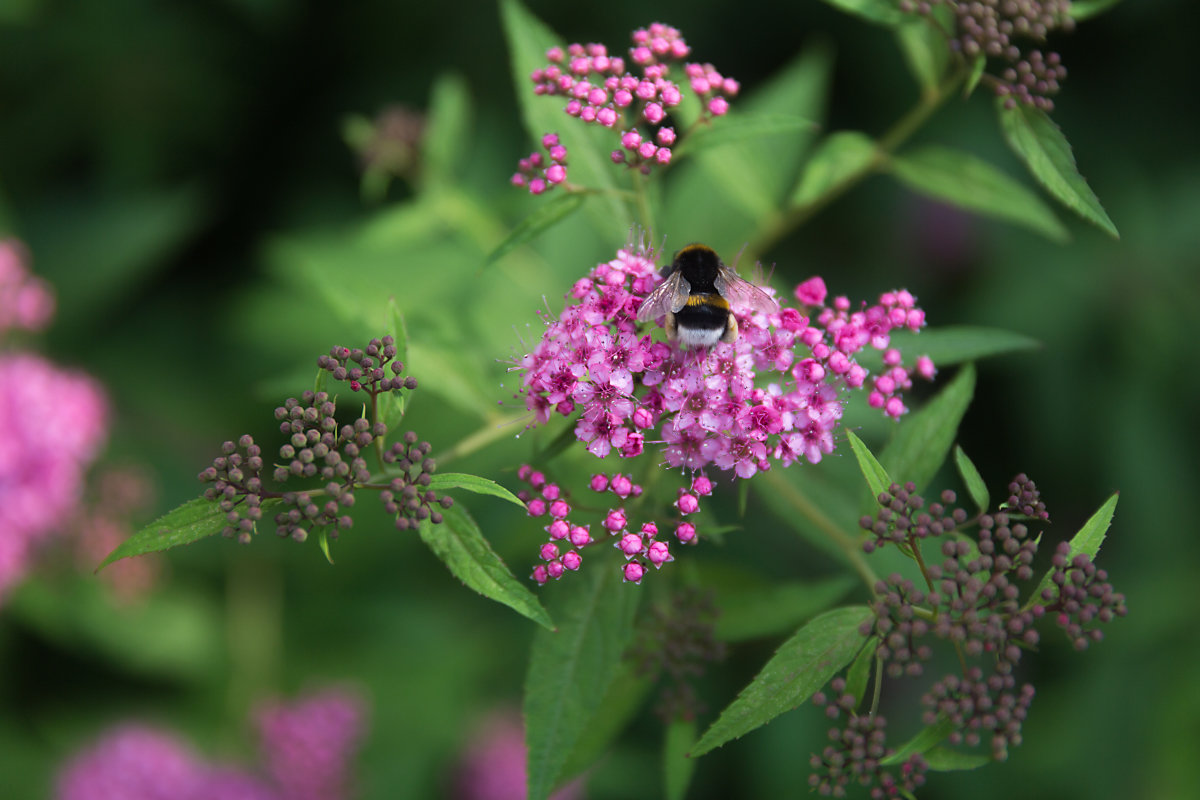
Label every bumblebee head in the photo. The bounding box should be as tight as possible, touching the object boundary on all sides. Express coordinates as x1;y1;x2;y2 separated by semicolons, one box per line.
670;243;722;288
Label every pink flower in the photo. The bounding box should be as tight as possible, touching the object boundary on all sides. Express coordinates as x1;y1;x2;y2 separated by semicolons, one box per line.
455;711;585;800
255;689;366;800
56;725;205;800
0;353;108;602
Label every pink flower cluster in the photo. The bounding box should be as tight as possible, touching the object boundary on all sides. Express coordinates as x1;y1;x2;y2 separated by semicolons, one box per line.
0;238;55;334
513;243;933;481
0;353;108;602
515;22;738;185
455;710;584;800
510;132;569;195
55;689;366;800
519;465;708;585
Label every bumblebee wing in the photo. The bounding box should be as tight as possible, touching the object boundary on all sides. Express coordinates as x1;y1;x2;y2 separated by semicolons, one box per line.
636;269;691;322
715;266;780;315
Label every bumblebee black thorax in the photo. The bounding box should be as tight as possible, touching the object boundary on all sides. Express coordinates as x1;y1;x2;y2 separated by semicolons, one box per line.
667;244;722;293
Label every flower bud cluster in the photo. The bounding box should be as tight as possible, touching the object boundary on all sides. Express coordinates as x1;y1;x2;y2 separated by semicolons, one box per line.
1040;541;1127;650
833;476;1126;780
810;678;929;798
510;132;570;195
629;588;726;721
859;481;967;552
518;22;738;183
521;466;709;586
317;335;416;395
381;431;452;530
200;335;444;546
901;0;1073;111
513;241;933;479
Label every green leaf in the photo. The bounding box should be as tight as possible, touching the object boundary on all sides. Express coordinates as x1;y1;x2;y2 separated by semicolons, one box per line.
843;637;877;706
418;504;553;630
1070;0;1123;21
665;718;698;800
895;17;949;92
954;446;990;511
500;0;629;236
1030;492;1119;604
715;576;858;642
317;530;335;565
791;131;878;207
964;54;987;97
559;660;653;782
423;72;472;185
879;363;976;495
923;746;992;771
428;472;525;509
525;567;641;799
377;300;412;431
485;192;585;265
691;606;872;756
997;101;1119;238
889;145;1069;241
881;716;953;765
98;496;278;569
884;326;1041;366
818;0;905;26
847;430;894;500
674;114;816;158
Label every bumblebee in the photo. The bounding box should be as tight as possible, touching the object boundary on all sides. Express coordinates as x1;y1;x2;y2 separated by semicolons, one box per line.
636;243;779;347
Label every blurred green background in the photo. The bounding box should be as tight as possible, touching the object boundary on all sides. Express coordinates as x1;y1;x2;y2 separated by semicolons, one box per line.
1;0;1195;797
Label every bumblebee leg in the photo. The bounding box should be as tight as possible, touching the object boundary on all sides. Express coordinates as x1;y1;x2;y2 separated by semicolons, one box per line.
721;315;739;344
665;312;678;341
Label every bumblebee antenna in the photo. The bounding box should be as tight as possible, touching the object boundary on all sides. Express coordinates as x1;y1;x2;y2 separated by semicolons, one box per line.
732;242;749;273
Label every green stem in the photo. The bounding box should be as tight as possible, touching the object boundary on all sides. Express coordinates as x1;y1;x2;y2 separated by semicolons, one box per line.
761;470;879;589
748;67;966;260
437;412;530;466
631;169;656;237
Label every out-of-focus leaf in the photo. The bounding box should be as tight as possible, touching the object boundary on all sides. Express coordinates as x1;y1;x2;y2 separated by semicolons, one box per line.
673;114;816;159
848;430;894;500
8;580;221;681
997;101;1119;238
715;576;858;642
99;496;278;568
418;504;553;630
881;717;953;765
818;0;905;26
954;445;990;511
964;54;987;97
1030;493;1119;604
31;184;208;330
485;192;585;265
423;72;472;185
1070;0;1122;20
879;363;976;496
844;637;876;705
884;326;1041;366
924;746;993;771
525;566;641;800
791;131;877;207
691;606;871;756
895;16;949;92
428;473;524;508
889;145;1069;241
665;718;698;800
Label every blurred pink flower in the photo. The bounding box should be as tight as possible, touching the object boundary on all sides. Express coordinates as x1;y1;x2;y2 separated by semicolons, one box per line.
456;711;585;800
0;353;108;601
255;688;367;800
0;238;55;333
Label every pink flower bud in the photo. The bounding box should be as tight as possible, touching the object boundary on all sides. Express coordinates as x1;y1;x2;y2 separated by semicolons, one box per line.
546;165;567;184
622;561;646;584
640;521;659;538
541;483;560;500
610;473;634;498
638;141;657;160
518;465;532;481
590;473;609;492
647;540;673;567
569;525;593;547
541;132;559;149
643;102;665;123
529;471;546;489
656;127;676;146
691;475;714;496
794;276;827;306
526;498;546;516
562;550;582;570
616;532;644;557
603;508;627;532
676;492;699;515
621;130;642;150
546;560;565;579
549;499;571;518
532;565;549;584
547;519;570;540
596;107;617;127
540;543;559;561
654;147;671;165
675;522;697;544
528;178;547;195
916;355;936;380
885;396;906;417
660;84;682;106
